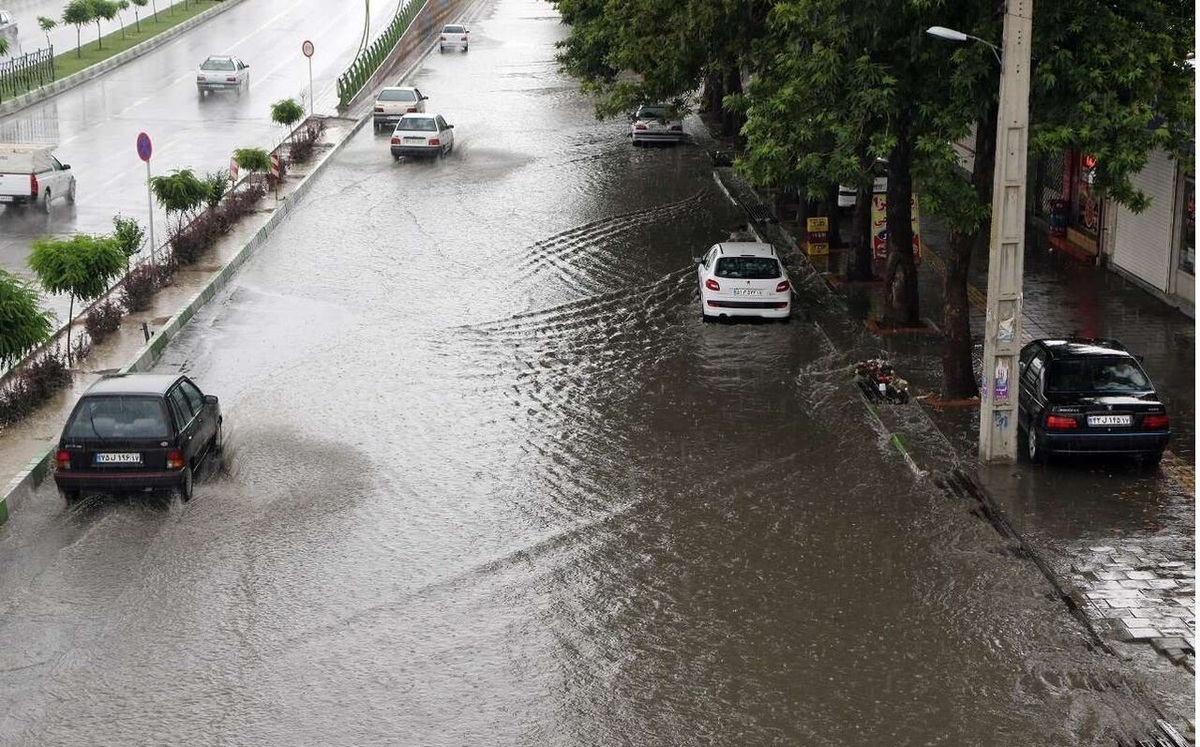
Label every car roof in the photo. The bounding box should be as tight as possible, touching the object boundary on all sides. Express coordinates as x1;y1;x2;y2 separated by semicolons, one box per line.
715;242;778;258
1032;338;1134;361
203;55;235;61
380;86;418;92
83;374;182;396
398;112;444;121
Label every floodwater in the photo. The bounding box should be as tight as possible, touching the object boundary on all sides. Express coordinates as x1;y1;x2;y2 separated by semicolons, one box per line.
0;0;1188;744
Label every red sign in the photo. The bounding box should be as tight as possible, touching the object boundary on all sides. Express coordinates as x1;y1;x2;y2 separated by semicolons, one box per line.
269;153;281;179
301;40;314;58
136;132;152;162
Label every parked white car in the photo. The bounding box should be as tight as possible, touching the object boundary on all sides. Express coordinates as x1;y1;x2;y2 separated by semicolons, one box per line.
373;86;428;132
0;143;76;213
695;242;791;322
389;113;455;159
439;24;469;53
0;10;17;42
630;104;684;146
196;55;249;96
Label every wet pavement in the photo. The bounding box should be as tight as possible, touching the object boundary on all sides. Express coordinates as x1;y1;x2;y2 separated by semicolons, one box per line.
0;0;1194;743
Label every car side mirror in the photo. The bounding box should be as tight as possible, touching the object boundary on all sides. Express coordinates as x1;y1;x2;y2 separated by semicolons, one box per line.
693;257;705;265
447;124;454;129
61;163;70;170
204;394;218;405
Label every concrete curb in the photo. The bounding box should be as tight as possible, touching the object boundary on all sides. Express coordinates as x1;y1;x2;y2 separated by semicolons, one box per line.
0;0;250;119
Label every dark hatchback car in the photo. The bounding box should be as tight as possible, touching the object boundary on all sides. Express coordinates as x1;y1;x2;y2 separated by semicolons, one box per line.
1017;338;1171;465
53;374;222;502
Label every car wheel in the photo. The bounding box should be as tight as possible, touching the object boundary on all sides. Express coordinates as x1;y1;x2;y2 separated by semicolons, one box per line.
463;46;468;52
439;45;445;53
209;420;223;454
1141;450;1164;468
59;489;81;504
67;180;76;204
779;315;792;324
42;189;51;213
393;153;400;162
1026;427;1048;465
178;465;194;502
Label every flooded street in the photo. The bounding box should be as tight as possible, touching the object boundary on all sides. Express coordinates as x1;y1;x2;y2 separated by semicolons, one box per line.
0;1;1189;743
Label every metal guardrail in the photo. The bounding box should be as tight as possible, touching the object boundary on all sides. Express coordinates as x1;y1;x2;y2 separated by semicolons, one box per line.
335;0;424;108
0;48;55;104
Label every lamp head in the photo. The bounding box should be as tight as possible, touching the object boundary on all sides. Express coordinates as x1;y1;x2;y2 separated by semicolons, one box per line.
926;26;970;43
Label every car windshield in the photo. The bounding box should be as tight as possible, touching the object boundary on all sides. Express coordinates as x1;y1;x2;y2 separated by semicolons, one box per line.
444;25;466;33
714;256;781;280
1046;357;1152;394
400;117;437;132
65;396;171;440
201;58;235;71
379;89;416;102
638;107;673;120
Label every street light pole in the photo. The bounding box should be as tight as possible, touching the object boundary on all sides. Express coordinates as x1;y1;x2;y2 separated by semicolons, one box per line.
978;0;1034;463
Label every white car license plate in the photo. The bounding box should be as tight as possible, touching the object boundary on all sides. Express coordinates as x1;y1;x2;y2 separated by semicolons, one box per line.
732;288;763;297
1087;414;1131;427
0;196;12;202
403;137;424;142
95;452;142;464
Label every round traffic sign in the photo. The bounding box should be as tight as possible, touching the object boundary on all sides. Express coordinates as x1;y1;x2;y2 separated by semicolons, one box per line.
136;132;152;162
301;40;314;58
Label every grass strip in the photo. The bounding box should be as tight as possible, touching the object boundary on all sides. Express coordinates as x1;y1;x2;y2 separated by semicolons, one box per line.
50;1;225;81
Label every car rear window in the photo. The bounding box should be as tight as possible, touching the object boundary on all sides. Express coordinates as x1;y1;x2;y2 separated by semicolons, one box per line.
65;396;171;440
201;58;235;71
1046;357;1151;393
714;256;782;280
378;89;417;102
400;117;437;132
444;25;466;33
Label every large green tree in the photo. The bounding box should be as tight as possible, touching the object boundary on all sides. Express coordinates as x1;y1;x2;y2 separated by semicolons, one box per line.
0;271;54;369
28;235;126;365
62;0;93;58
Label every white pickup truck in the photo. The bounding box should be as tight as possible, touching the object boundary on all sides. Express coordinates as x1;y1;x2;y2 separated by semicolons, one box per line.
0;144;77;213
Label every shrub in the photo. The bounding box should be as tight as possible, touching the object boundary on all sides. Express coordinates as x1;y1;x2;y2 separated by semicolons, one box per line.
220;184;265;221
85;299;123;342
0;348;74;430
170;211;222;264
202;169;231;211
122;263;161;311
287;119;327;164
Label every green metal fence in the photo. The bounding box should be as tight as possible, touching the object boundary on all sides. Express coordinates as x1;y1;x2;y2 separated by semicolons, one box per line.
336;0;424;108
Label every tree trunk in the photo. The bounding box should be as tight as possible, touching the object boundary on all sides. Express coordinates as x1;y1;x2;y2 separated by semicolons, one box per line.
883;121;918;326
720;67;743;137
66;295;74;367
844;187;874;281
941;104;998;398
701;72;722;114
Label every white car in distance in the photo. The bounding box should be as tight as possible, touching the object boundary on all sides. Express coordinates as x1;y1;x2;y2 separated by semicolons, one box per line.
695;242;792;322
439;24;469;53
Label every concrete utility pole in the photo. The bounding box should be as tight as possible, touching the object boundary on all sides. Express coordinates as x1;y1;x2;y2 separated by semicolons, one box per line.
978;0;1034;463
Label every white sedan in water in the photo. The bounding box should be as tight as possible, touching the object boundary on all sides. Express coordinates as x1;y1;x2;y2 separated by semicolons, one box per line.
695;242;792;322
389;113;455;159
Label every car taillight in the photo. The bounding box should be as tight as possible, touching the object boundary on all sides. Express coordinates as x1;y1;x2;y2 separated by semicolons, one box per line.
166;450;185;469
391;137;400;145
634;124;647;130
374;106;384;113
226;76;237;82
440;35;447;40
1143;414;1170;429
776;280;790;293
55;450;71;469
705;278;720;291
1045;414;1078;430
406;106;417;112
429;138;440;146
30;173;38;196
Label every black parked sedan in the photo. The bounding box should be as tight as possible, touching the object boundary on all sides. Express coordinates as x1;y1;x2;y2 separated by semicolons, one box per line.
53;374;222;502
1017;338;1171;465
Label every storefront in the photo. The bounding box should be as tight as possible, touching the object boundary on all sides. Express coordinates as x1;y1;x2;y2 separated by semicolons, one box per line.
1109;148;1194;312
1044;150;1102;261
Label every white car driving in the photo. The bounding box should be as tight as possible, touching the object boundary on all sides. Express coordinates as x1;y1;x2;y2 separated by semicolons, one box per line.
196;55;249;96
389;113;455;159
630;104;684;145
373;86;428;132
439;24;469;53
695;242;791;322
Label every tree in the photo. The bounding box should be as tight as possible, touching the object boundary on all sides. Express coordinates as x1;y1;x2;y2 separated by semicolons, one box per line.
0;270;54;369
37;16;57;48
115;0;129;39
270;99;306;144
234;147;271;185
0;36;7;57
200;170;230;210
129;0;146;32
91;0;119;49
28;235;126;365
62;0;93;58
111;214;146;268
149;168;209;232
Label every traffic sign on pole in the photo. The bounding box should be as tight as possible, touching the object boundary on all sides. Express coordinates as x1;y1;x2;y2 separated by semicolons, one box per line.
137;132;156;267
302;40;315;117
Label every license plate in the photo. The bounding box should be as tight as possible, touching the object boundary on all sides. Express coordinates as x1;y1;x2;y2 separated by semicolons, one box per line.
403;137;424;142
1087;414;1131;427
95;452;142;464
0;196;12;202
732;288;763;297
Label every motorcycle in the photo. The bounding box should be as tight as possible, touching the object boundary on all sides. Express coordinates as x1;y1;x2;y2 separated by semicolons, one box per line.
853;358;911;404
